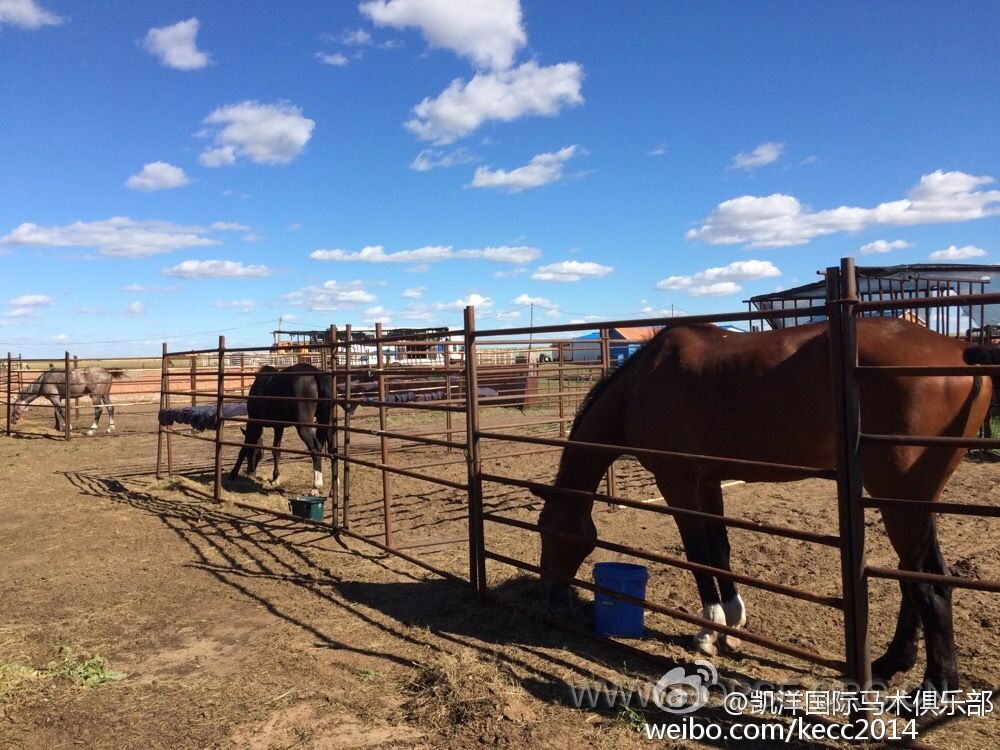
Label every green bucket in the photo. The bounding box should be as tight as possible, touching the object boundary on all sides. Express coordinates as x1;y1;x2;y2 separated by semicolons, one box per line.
289;495;325;522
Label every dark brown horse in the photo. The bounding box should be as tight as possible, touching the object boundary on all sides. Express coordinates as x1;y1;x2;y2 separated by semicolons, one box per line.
11;366;126;435
229;363;333;491
535;318;992;692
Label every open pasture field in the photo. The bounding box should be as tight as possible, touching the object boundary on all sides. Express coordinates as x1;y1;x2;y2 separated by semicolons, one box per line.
2;404;1000;749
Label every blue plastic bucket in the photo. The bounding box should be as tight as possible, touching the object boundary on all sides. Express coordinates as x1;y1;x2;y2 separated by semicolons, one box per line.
289;495;325;522
593;562;649;638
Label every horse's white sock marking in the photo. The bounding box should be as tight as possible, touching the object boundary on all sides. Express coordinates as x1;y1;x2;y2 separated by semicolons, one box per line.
107;419;115;433
694;603;726;656
721;594;747;651
313;470;323;490
723;594;746;628
87;420;97;436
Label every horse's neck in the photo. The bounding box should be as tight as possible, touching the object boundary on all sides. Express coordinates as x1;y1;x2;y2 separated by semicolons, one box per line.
555;377;626;494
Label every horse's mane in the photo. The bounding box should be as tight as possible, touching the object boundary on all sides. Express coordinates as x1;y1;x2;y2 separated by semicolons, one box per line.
569;327;669;438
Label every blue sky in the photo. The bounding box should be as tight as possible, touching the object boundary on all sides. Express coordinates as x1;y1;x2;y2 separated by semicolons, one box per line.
1;0;998;355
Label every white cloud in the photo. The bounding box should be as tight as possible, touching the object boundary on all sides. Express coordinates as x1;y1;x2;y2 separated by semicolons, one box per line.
363;305;391;323
492;266;527;279
143;18;210;71
121;283;181;293
929;244;988;260
283;280;377;312
406;61;584;144
162;260;275;278
212;299;255;314
531;260;612;283
316;52;349;66
124;301;146;317
729;142;785;171
433;292;493;310
310;243;539;264
655;259;780;296
512;293;556;308
409;147;476;171
859;239;912;255
360;0;525;70
647;144;668;157
401;286;425;299
688;171;1000;248
469;145;578;192
687;282;742;297
0;217;247;258
8;294;52;307
125;161;191;191
3;307;40;318
338;28;373;45
0;0;63;29
198;101;315;166
492;310;521;321
397;303;435;321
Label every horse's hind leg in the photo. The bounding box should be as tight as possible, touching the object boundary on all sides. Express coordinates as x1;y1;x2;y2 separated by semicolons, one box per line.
270;426;284;485
296;424;323;491
656;474;725;656
701;481;747;650
104;395;116;432
879;504;958;692
88;396;103;436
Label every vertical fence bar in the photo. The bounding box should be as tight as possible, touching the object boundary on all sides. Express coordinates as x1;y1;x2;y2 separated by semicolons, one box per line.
63;351;71;440
190;355;197;407
599;328;617;504
463;306;486;592
342;324;352;528
375;323;395;546
213;336;226;502
327;325;338;526
827;258;872;696
558;341;566;437
72;355;80;421
156;343;167;479
5;352;11;436
444;345;454;449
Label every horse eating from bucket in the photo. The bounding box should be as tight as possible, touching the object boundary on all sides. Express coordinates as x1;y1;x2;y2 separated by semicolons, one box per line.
534;317;994;693
229;363;333;492
10;366;126;435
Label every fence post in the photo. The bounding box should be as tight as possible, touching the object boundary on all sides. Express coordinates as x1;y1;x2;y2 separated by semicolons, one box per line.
5;352;11;436
463;306;486;593
63;351;71;440
599;328;617;505
213;336;226;502
375;323;395;546
827;258;872;696
343;324;352;528
444;344;454;450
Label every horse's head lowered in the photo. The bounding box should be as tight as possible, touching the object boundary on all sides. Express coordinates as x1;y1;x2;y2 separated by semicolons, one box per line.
534;485;597;603
10;400;27;424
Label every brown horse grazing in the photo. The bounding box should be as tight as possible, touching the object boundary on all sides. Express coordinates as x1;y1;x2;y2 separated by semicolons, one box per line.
11;366;126;435
535;318;993;692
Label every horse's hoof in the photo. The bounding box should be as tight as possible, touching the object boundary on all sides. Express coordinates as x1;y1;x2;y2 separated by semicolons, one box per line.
107;426;116;433
692;636;718;657
86;429;96;436
720;635;742;652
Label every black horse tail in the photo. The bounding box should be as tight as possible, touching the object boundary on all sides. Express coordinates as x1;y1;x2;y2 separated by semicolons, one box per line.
315;372;333;450
108;369;129;379
963;343;1000;366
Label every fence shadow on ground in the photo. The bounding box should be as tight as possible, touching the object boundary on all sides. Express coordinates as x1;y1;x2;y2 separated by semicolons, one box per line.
57;466;979;745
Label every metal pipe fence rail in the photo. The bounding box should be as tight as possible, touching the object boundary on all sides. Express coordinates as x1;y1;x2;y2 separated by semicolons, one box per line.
147;262;999;746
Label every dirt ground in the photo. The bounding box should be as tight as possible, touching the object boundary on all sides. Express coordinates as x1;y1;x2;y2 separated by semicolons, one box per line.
2;404;999;749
